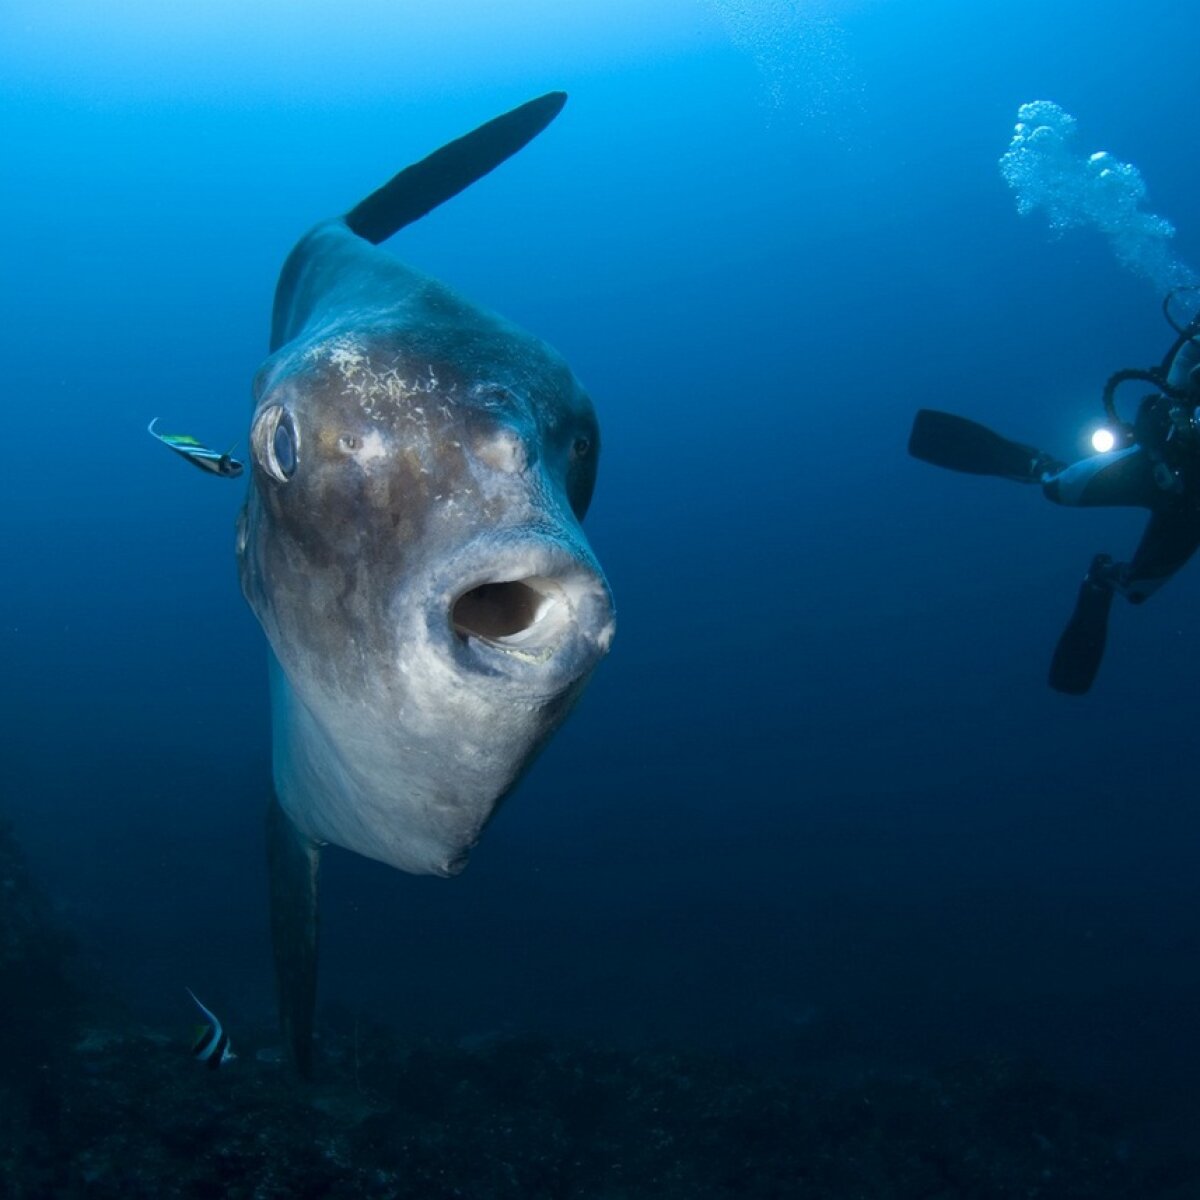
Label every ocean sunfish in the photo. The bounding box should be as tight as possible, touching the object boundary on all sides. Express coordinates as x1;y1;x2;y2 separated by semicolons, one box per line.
235;93;615;1076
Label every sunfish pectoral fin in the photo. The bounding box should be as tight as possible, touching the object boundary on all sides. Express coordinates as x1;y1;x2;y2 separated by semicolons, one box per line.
343;91;567;246
267;790;321;1080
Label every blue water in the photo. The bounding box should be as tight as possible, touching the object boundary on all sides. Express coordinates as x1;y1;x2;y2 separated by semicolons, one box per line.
4;0;1200;1113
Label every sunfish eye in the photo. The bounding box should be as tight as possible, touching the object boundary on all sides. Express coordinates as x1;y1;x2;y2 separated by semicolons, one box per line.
273;422;296;477
572;435;591;459
252;404;299;483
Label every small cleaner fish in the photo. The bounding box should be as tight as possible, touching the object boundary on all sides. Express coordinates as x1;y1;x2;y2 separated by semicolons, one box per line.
187;988;236;1068
149;418;243;478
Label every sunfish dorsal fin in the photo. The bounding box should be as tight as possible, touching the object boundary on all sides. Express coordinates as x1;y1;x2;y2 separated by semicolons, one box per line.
344;92;567;246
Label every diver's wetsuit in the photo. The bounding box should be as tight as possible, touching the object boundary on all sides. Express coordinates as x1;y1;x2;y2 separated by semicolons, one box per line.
908;316;1200;693
1041;389;1200;605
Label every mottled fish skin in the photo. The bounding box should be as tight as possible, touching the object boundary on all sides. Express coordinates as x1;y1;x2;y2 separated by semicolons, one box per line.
236;116;614;880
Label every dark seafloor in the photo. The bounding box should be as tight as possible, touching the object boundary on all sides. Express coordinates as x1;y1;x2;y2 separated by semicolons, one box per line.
5;822;1199;1198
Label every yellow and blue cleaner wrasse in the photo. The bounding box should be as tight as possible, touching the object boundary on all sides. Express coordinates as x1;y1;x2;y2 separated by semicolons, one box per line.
187;988;235;1069
148;418;243;478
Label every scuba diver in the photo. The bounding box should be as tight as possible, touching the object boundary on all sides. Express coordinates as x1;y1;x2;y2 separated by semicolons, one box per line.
908;288;1200;695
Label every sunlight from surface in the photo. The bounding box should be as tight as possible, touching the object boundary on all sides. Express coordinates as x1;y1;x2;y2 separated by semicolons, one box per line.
700;0;863;123
1;0;724;99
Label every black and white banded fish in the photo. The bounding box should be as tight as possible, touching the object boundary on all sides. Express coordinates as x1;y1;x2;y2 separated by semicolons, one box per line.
148;418;243;478
187;987;236;1068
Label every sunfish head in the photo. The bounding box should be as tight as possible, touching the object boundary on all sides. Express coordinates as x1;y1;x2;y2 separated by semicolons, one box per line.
237;280;614;877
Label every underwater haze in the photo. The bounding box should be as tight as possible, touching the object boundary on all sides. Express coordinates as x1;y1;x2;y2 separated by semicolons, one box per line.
5;0;1200;1193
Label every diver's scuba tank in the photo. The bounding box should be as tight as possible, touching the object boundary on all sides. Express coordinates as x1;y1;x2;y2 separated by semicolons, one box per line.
1163;287;1200;396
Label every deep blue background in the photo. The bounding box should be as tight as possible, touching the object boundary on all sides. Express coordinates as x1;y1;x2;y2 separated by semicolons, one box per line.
3;0;1199;1101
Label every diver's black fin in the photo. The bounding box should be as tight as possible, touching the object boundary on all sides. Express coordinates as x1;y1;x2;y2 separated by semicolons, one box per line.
267;791;321;1079
1049;556;1116;695
909;409;1059;483
344;92;567;245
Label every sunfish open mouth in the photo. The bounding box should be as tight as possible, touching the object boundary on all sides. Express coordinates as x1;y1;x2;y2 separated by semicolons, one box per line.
451;576;571;651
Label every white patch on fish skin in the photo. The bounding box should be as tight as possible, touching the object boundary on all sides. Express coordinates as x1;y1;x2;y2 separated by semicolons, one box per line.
353;429;388;466
305;336;451;425
328;338;368;375
305;334;367;375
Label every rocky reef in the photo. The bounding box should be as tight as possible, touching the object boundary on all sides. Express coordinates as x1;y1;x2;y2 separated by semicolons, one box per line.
3;821;1199;1198
1;819;81;1174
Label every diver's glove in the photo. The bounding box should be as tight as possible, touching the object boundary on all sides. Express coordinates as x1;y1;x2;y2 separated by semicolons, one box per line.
1048;554;1116;694
909;409;1064;483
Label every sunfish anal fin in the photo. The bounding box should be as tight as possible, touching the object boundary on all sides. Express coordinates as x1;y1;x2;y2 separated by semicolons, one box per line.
267;791;321;1080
